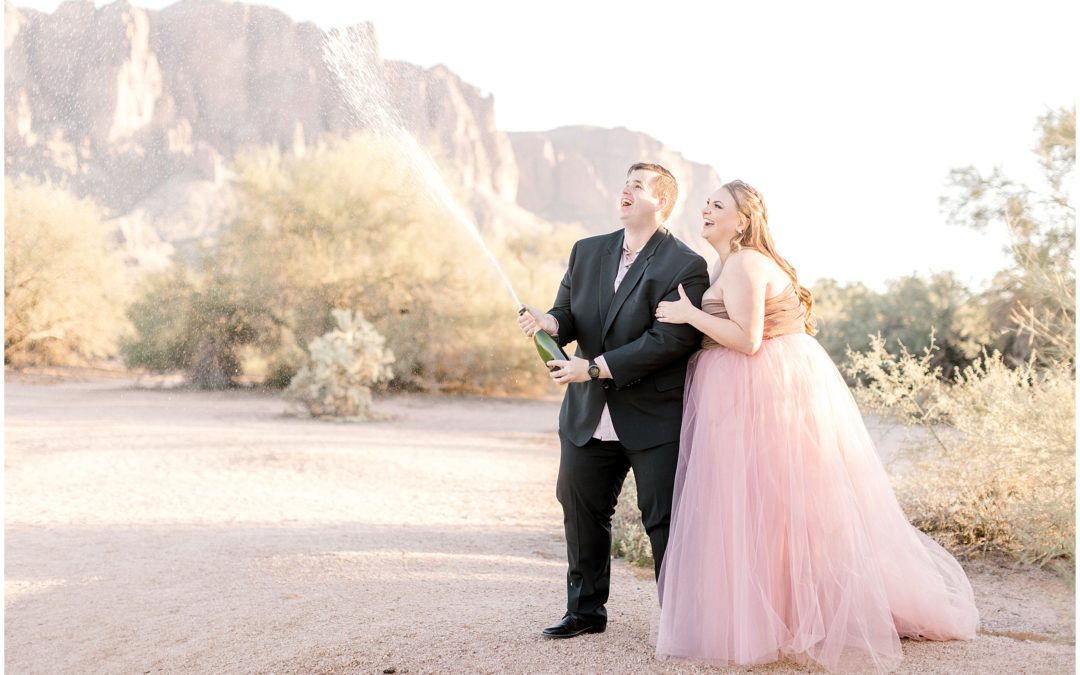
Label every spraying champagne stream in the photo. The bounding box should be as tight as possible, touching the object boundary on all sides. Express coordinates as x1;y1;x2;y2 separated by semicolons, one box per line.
324;26;562;369
323;27;522;310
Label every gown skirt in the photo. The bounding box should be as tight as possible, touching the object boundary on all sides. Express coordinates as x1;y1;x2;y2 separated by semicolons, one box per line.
656;333;979;673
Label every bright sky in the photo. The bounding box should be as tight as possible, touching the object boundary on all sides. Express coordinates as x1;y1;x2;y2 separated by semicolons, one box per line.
17;0;1077;289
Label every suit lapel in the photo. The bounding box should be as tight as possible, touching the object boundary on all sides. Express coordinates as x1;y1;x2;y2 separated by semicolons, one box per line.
602;227;668;338
597;231;620;318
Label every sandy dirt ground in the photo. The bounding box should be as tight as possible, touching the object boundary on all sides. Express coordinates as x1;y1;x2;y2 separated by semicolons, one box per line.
4;376;1075;674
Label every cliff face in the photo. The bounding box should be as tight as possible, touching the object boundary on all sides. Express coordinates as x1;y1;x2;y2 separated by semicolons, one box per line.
6;0;720;267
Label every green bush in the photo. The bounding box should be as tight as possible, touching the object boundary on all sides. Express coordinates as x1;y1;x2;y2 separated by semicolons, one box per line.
121;267;272;388
812;272;993;379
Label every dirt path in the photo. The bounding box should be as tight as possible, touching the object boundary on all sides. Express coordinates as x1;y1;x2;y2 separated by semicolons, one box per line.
4;378;1074;673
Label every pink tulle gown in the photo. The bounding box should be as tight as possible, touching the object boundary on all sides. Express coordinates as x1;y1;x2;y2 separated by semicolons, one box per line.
656;285;978;674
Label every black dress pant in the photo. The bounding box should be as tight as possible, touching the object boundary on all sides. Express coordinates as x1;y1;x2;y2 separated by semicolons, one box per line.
556;432;679;619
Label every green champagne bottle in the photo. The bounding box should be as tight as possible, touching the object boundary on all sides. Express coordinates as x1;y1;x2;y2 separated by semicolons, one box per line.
533;327;569;370
520;308;569;369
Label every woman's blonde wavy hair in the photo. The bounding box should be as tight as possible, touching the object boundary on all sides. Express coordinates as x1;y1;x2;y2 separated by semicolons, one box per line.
723;180;817;335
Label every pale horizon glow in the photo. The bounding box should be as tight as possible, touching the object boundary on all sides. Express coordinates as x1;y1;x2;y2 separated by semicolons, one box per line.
13;0;1077;290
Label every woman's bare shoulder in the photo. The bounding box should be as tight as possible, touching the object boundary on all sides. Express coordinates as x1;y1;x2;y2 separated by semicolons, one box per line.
727;248;770;268
727;249;779;279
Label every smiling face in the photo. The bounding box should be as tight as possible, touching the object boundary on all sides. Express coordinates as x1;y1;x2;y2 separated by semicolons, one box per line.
618;169;666;226
701;187;743;244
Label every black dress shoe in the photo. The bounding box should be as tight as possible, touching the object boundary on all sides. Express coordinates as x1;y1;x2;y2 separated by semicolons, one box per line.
541;613;606;639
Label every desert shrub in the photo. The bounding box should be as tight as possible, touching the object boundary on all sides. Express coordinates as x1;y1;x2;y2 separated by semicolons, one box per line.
941;106;1075;368
4;176;130;366
121;267;197;372
216;134;579;395
848;336;1075;568
611;473;653;568
817;108;1074;376
285;309;394;418
121;266;272;388
812;272;993;379
846;107;1074;571
122;133;580;393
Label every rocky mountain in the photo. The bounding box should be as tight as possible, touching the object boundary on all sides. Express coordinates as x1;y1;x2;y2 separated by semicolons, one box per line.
5;0;721;267
510;126;721;253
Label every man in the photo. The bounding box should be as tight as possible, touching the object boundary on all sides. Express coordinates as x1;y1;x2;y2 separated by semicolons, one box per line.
518;163;709;639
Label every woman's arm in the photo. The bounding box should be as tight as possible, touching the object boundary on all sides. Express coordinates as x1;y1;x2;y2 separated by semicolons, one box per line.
656;251;768;355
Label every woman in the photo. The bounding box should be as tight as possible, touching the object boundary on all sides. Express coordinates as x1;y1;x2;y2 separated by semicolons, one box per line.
653;180;978;673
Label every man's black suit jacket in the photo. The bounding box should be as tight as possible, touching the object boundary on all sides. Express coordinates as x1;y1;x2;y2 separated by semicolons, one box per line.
548;226;710;452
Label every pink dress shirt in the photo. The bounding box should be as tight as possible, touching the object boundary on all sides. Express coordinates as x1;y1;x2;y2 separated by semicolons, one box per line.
592;243;642;441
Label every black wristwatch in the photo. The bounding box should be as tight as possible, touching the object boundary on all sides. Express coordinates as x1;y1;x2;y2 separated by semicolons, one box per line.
588;359;601;380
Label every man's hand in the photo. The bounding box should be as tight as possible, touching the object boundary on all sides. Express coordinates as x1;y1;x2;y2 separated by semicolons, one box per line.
518;305;557;338
547;356;591;385
655;284;698;325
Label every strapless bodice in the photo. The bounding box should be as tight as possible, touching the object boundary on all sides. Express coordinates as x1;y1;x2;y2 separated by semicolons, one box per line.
700;283;805;350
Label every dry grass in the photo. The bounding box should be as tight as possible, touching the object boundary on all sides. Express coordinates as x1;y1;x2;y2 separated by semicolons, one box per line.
849;336;1075;571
